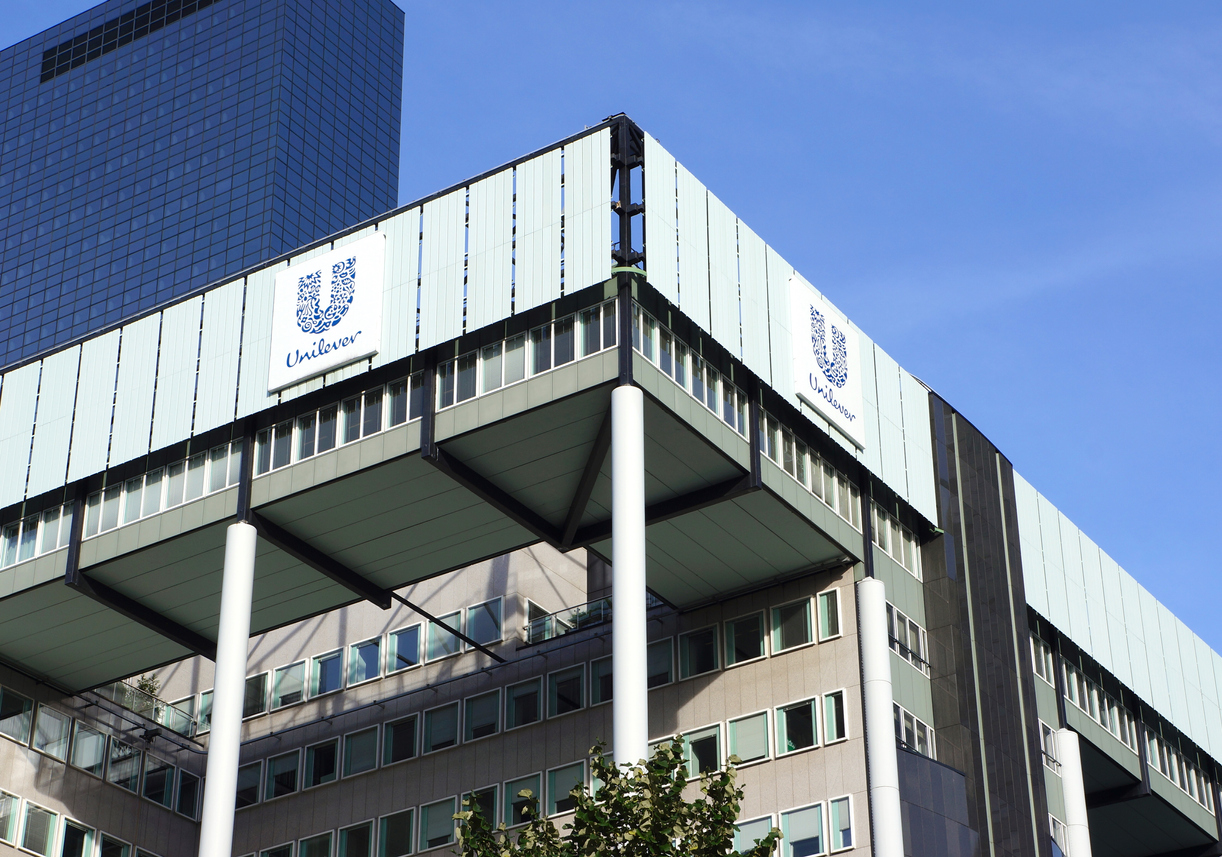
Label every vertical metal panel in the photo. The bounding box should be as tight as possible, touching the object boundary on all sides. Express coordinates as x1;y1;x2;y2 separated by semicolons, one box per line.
643;134;679;306
0;362;42;506
899;373;936;523
675;163;710;331
563;128;611;293
872;346;906;492
1098;551;1132;688
67;330;121;482
27;346;82;498
373;209;421;369
1120;570;1153;703
109;313;163;468
150;297;203;451
766;249;795;412
194;279;245;435
1078;535;1110;668
856;331;882;475
705;191;740;357
1058;511;1090;648
737;221;771;383
1036;495;1072;635
1012;473;1048;618
276;243;334;403
236;262;284;420
1196;637;1219;706
515;149;562;315
1158;603;1189;727
467;168;513;332
418;188;466;351
1139;587;1171;722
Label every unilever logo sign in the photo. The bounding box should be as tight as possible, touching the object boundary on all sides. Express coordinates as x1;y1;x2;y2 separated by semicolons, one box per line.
267;233;385;392
789;276;866;448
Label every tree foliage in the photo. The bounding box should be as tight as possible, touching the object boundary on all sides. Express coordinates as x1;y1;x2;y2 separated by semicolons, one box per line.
455;738;780;857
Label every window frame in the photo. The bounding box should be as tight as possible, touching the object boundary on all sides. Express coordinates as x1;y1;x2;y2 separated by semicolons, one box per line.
31;704;71;761
338;820;374;857
304;738;341;789
309;649;345;699
724;611;767;668
272;661;307;710
461;785;499;828
683;723;723;779
647;638;674;688
425;612;463;662
546;664;586;718
828;794;854;853
381;715;418;768
377;808;414;857
816;588;842;642
823;689;849;744
678;624;721;680
776;696;821;756
727;709;771;767
264;749;301;801
502;773;542;829
779;802;826;857
504;678;542;731
546;760;586;817
18;799;58;857
589;656;613;706
342;725;380;778
770;598;814;654
235;760;262;810
421;701;460;754
463;689;501;743
387;624;422;674
464;598;503;649
298;832;334;857
347;637;383;687
418;797;457;851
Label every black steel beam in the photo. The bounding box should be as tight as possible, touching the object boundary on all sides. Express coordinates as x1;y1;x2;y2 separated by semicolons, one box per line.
388;593;505;664
234;419;256;523
560;410;612;547
1086;780;1151;809
1141;845;1222;857
250;512;393;610
570;474;758;547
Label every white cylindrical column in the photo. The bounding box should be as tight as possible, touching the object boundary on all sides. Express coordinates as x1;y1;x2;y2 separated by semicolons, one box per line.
858;577;904;857
198;522;258;857
611;385;648;767
1057;728;1093;857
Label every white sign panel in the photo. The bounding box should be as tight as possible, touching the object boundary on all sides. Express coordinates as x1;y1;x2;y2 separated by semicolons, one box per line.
789;276;866;448
268;233;385;392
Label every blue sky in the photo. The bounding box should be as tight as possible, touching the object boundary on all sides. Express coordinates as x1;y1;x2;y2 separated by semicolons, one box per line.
9;2;1222;651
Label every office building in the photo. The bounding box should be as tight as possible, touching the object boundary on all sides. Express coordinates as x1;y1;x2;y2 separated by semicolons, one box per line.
0;114;1218;857
0;0;404;368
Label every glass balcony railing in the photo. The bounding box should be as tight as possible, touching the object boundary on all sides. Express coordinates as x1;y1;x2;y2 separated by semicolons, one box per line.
526;598;612;644
93;680;197;737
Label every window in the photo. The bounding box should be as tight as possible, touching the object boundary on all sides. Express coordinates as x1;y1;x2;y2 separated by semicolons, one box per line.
0;687;33;743
466;599;502;646
0;792;18;843
299;833;332;857
244;673;268;718
262;846;293;857
824;692;847;743
344;727;379;776
1031;635;1055;685
504;774;541;827
679;627;719;679
463;787;498;826
98;835;130;857
423;703;459;753
725;614;765;666
311;650;344;697
339;822;372;857
1050;816;1068;853
419;797;456;850
71;722;106;775
306;739;339;787
548;762;585;815
647;639;673;688
684;725;722;777
894;703;935;759
464;691;500;741
60;821;93;857
1040;722;1060;773
265;751;300;799
548;666;584;717
427;613;462;661
22;803;58;857
378;809;413;857
176;770;201;819
235;762;261;809
781;805;824;857
349;639;381;685
198;690;213;731
389;625;421;672
590;657;613;705
506;679;541;729
828;797;852;851
886;604;929;675
778;699;819;754
274;662;306;708
729;712;769;764
772;601;812;652
817;590;841;640
383;716;417;765
33;706;71;760
107;738;141;792
143;756;175;807
734;817;774;854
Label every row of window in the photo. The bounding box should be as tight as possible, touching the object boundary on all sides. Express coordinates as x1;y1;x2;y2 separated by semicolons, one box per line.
437;299;618;410
193;599;505;731
886;603;930;676
1032;635;1215;813
872;502;921;578
650;691;849;779
0;686;200;821
0;790;163;857
893;703;935;760
630;302;865;533
0;502;71;570
733;799;855;857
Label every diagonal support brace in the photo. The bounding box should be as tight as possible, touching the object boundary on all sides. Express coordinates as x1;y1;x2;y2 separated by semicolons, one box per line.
561;409;612;547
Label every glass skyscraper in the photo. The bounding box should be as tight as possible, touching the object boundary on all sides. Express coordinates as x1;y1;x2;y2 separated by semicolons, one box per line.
0;0;404;369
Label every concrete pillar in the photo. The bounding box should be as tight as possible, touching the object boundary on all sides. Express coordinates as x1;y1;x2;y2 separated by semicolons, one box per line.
198;522;258;857
611;385;648;767
858;577;904;857
1057;728;1093;857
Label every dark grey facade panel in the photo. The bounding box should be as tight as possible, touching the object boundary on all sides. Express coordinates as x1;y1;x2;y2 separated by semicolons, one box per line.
899;748;981;857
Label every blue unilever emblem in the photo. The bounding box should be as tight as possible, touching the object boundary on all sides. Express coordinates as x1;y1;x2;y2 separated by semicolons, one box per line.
296;256;357;334
810;307;848;388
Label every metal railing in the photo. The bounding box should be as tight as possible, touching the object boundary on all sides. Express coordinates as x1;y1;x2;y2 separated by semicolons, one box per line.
525;598;612;644
93;680;197;737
